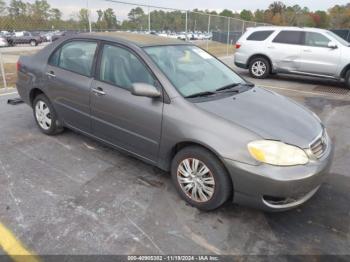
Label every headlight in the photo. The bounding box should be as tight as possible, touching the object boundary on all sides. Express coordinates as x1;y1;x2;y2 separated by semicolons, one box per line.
248;140;309;166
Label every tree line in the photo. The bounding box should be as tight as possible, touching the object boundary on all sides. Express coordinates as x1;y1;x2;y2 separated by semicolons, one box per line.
0;0;349;32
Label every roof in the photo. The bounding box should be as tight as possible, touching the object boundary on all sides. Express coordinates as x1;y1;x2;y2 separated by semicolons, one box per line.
249;26;330;33
86;31;187;47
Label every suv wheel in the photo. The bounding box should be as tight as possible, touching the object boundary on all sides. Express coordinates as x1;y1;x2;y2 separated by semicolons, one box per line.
33;94;63;135
249;57;270;79
30;40;37;46
171;146;232;211
345;70;350;89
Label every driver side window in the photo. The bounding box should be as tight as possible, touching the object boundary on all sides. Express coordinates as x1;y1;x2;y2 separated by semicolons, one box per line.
304;32;331;48
99;44;156;91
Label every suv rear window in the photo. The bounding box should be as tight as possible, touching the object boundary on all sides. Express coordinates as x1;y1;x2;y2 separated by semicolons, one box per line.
246;30;274;41
273;31;303;45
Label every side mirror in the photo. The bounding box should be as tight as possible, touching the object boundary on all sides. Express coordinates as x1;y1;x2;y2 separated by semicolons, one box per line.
328;42;338;49
131;83;161;98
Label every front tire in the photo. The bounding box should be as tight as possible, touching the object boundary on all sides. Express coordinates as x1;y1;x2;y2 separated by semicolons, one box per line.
171;146;232;211
30;40;37;46
249;57;270;79
345;70;350;89
33;94;63;135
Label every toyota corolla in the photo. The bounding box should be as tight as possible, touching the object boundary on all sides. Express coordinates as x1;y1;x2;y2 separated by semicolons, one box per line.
16;32;333;211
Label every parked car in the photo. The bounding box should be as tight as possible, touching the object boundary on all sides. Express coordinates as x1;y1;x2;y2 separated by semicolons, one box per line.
6;31;42;46
0;36;8;47
331;29;350;43
17;33;333;211
234;26;350;88
51;31;80;42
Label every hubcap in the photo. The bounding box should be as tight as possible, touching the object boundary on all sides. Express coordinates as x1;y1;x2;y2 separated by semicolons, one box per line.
252;61;266;77
177;158;215;203
35;100;52;130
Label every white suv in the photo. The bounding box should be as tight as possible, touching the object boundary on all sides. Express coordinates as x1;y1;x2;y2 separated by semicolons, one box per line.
234;26;350;88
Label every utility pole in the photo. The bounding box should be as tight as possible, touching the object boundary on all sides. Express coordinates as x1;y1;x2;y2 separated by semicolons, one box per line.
87;0;92;32
148;1;151;32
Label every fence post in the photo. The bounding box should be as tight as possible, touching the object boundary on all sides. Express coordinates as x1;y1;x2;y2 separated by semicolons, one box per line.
148;4;151;32
241;21;245;35
0;51;7;91
185;11;188;41
206;14;211;50
226;17;230;56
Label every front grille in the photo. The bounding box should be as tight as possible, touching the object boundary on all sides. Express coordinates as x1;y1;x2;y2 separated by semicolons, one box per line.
310;131;328;159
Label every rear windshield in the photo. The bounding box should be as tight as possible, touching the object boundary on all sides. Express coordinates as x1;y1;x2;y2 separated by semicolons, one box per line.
247;30;274;41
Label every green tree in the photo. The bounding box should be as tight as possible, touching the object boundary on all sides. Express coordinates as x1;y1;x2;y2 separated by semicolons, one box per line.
128;7;144;23
30;0;50;20
0;0;6;15
8;0;27;17
49;8;62;21
240;9;253;21
103;8;117;29
78;8;89;30
269;1;286;16
219;9;234;17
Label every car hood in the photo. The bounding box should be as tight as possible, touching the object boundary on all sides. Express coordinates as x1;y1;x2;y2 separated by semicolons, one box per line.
195;87;322;148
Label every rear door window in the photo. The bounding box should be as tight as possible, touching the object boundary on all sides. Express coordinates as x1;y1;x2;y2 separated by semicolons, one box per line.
50;41;98;77
273;31;303;45
247;30;274;41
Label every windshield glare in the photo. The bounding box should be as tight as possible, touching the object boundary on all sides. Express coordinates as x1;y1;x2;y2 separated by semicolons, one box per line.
144;45;244;97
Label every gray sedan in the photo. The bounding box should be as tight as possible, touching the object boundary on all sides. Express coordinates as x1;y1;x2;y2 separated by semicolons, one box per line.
16;32;333;211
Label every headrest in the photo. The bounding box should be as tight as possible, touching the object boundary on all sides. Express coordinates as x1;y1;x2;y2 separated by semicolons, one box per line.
63;47;85;58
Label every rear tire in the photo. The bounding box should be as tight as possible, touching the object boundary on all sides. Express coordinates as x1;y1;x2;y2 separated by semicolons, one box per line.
345;70;350;89
33;94;63;135
249;57;270;79
171;146;232;211
30;40;37;46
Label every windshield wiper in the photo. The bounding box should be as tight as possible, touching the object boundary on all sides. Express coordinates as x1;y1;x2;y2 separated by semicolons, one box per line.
185;91;217;98
216;82;254;92
216;83;240;92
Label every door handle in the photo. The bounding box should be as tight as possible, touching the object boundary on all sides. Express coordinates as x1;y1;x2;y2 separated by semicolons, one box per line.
92;87;106;96
303;49;312;52
46;71;56;78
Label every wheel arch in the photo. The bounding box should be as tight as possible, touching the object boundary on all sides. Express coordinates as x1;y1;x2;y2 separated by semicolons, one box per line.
29;88;45;107
340;64;350;79
161;140;232;178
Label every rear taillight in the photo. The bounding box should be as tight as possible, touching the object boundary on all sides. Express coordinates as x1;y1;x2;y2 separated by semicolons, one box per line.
235;43;241;49
16;61;21;71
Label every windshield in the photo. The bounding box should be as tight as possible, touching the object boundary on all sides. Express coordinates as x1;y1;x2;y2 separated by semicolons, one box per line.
143;45;245;97
326;31;349;46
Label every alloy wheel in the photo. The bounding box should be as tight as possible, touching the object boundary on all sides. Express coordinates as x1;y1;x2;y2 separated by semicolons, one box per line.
35;100;52;130
177;158;215;203
251;61;267;77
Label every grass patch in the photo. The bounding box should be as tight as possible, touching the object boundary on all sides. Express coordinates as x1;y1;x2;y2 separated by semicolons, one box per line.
196;40;236;57
0;63;16;89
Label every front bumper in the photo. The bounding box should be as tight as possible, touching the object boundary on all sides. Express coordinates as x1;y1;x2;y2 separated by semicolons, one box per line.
224;141;333;211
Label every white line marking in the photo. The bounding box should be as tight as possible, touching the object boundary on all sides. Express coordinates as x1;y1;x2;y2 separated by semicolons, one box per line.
258;84;349;98
0;91;17;97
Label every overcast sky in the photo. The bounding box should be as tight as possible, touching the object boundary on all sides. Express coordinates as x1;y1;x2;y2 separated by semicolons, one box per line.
11;0;350;20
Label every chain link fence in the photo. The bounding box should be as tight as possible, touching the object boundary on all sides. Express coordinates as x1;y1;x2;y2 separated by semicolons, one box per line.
0;0;268;90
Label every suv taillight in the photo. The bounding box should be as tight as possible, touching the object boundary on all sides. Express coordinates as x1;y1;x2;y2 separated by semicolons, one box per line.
16;61;21;71
235;43;241;49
